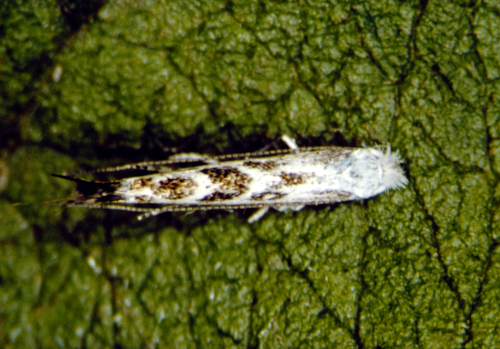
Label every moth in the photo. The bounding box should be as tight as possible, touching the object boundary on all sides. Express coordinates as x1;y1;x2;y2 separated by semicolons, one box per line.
54;136;408;222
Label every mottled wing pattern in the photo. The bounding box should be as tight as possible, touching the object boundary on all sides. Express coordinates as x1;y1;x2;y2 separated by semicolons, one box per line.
54;145;407;221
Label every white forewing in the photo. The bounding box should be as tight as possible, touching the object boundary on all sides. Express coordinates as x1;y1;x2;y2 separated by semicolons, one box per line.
55;142;408;221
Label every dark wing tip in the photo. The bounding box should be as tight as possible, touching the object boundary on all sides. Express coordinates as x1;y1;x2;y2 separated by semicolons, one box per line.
52;174;120;198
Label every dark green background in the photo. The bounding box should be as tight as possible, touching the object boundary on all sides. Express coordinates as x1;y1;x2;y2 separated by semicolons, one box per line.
1;0;499;347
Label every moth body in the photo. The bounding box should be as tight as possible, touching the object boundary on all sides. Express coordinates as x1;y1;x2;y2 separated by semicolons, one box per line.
55;143;408;221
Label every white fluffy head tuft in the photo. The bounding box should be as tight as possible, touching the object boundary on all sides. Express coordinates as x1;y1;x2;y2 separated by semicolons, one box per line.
378;146;408;190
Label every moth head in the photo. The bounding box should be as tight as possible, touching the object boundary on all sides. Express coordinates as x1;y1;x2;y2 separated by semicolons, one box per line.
348;147;408;199
376;146;408;191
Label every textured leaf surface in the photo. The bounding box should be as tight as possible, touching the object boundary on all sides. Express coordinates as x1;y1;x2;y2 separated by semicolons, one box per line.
1;0;500;348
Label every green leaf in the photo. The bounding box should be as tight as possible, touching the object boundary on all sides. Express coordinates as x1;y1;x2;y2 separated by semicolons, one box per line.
2;0;500;347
